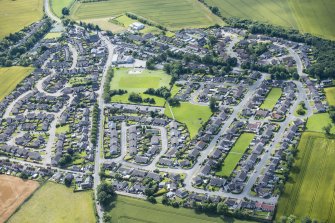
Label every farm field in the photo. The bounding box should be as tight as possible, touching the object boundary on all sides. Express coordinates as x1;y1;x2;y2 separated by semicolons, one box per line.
325;87;335;106
70;0;224;30
8;182;96;223
276;132;335;222
0;0;43;38
0;175;39;223
50;0;75;18
165;102;212;139
306;113;335;134
0;66;33;102
204;0;335;40
109;195;255;223
260;88;282;110
110;68;171;106
216;133;255;177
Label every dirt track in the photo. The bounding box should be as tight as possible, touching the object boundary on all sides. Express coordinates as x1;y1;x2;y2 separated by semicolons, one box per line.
0;175;39;223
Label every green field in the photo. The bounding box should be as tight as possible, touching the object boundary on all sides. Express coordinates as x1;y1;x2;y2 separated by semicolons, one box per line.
204;0;335;40
110;68;171;106
109;195;254;223
70;0;224;30
260;88;282;110
325;87;335;106
8;182;96;223
110;15;162;34
0;0;43;38
50;0;75;18
165;102;212;139
216;133;255;177
306;113;335;134
44;32;62;39
276;132;335;222
0;66;33;101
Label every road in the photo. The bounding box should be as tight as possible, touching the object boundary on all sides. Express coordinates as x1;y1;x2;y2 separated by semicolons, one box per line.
44;0;62;24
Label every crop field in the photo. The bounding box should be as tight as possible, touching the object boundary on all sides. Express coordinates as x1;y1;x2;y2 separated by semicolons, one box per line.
0;175;39;222
216;133;255;177
50;0;75;18
8;182;96;223
0;0;43;38
0;66;33;102
325;87;335;106
260;88;282;110
70;0;224;30
306;113;335;134
204;0;335;40
109;195;254;223
165;102;212;139
276;132;335;222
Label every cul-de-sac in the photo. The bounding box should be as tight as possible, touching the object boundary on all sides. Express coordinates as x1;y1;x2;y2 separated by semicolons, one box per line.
1;0;335;223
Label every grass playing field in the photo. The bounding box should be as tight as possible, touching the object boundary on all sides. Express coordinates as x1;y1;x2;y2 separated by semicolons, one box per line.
43;32;62;39
276;132;335;222
109;195;255;223
260;88;282;110
8;182;96;223
0;175;39;223
109;15;162;34
0;66;33;102
165;102;212;139
216;133;255;177
50;0;75;18
70;0;224;30
204;0;335;40
0;0;43;38
306;113;335;134
325;87;335;106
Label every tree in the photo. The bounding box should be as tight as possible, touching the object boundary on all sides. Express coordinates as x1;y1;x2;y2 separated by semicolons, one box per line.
301;216;312;223
216;202;228;215
147;196;157;203
64;176;72;187
103;213;112;222
97;182;116;209
20;172;29;180
209;97;218;112
280;215;287;223
62;7;70;16
323;123;332;135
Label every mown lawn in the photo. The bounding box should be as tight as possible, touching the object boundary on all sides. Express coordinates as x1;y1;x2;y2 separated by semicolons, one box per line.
276;132;335;222
204;0;335;40
0;66;33;101
165;102;212;139
70;0;224;30
325;87;335;106
50;0;75;18
44;32;62;39
110;15;162;34
216;133;255;177
306;113;335;134
8;182;96;223
260;88;282;110
0;0;43;38
109;195;255;223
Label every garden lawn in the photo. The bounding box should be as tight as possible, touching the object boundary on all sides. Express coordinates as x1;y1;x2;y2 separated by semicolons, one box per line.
325;87;335;106
306;113;335;134
0;0;43;38
216;133;255;177
260;88;282;110
8;182;96;223
109;195;255;223
276;132;335;222
50;0;75;18
165;102;212;138
70;0;224;30
0;66;33;101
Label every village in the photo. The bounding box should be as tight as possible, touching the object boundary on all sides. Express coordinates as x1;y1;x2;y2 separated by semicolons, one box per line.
0;16;332;221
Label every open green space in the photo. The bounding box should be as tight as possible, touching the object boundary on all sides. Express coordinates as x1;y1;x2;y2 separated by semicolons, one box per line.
204;0;335;40
165;102;212;139
8;182;96;223
260;88;282;110
56;124;70;134
276;132;335;222
109;15;162;34
306;113;335;134
110;68;170;106
325;87;335;106
0;0;43;38
70;0;224;30
50;0;75;18
216;133;255;177
0;66;33;101
109;195;254;223
44;32;62;39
